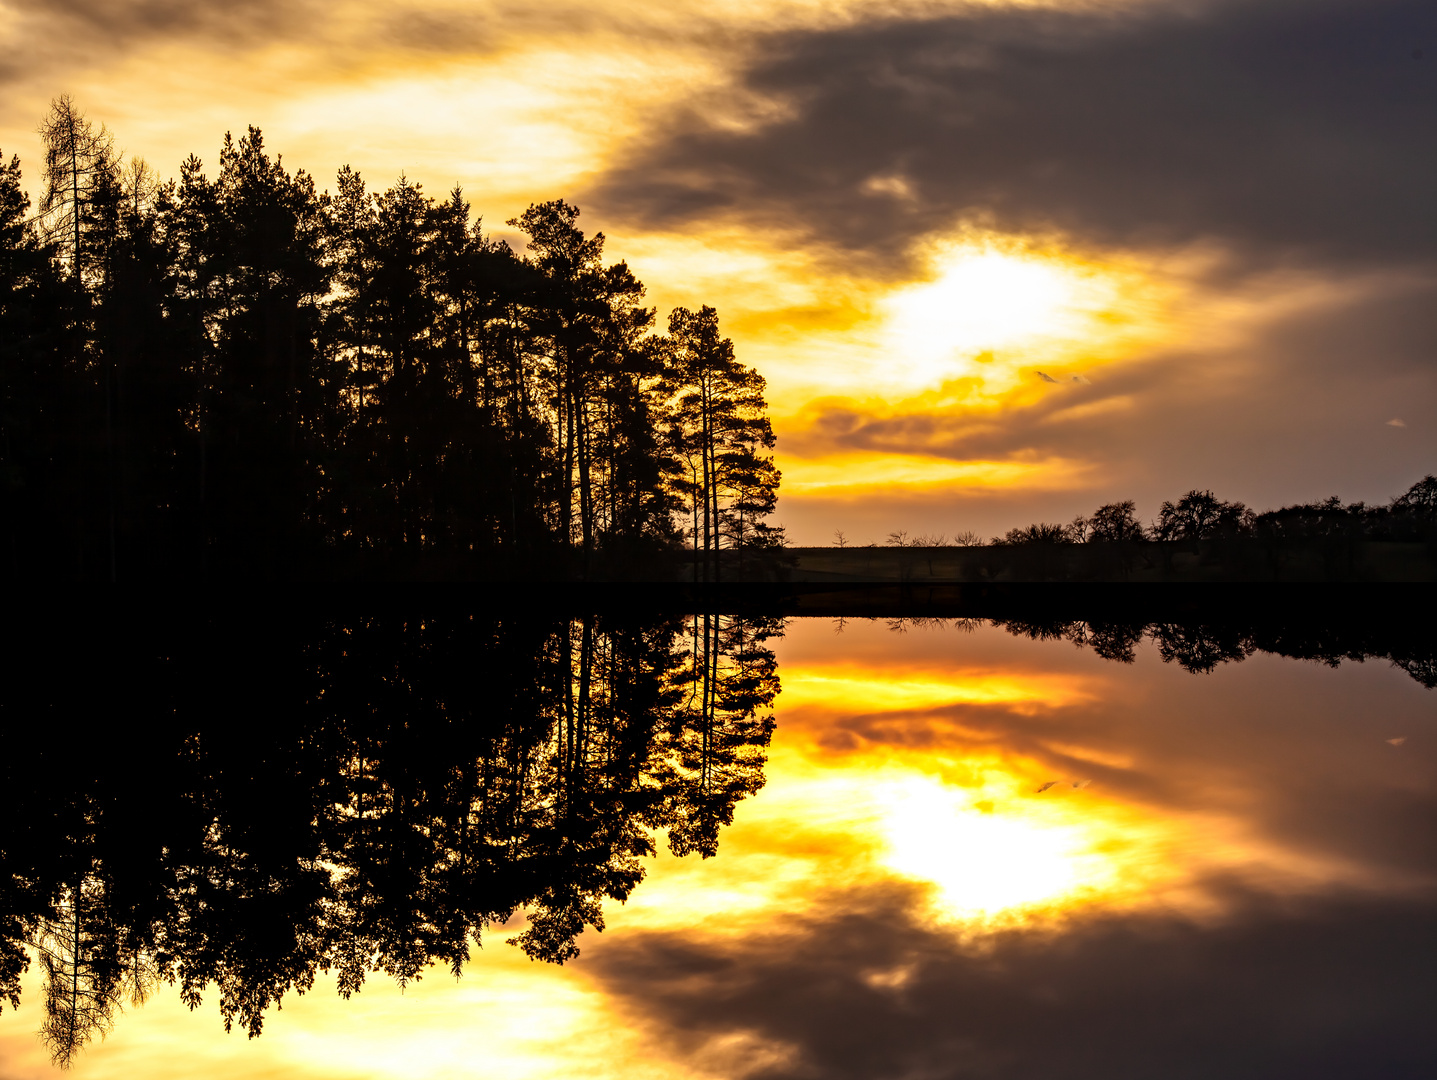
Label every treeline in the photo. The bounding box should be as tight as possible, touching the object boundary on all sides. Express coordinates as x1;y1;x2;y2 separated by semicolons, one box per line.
0;609;781;1064
0;98;781;580
990;481;1437;547
867;478;1437;550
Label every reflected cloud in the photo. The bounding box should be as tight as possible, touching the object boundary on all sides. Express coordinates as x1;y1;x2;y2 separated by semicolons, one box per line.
584;615;1437;1077
780;662;1095;712
591;882;1437;1080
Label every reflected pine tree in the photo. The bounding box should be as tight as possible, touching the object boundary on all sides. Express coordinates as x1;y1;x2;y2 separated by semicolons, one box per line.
662;614;781;858
0;610;778;1064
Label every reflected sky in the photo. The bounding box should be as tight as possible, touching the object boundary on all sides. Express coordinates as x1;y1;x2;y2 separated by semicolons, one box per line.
2;614;1432;1079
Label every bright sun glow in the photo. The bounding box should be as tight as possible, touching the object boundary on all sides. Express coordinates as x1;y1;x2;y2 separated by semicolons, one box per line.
775;452;1096;498
878;241;1121;391
888;252;1074;348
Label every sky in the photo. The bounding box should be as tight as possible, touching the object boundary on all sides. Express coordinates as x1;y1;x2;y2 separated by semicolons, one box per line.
0;0;1433;542
0;617;1432;1078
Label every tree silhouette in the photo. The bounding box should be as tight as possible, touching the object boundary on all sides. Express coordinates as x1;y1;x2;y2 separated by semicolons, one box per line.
36;96;114;286
665;306;780;582
662;613;780;857
1087;501;1146;542
1153;490;1251;543
1;107;783;581
991;522;1073;545
0;150;70;575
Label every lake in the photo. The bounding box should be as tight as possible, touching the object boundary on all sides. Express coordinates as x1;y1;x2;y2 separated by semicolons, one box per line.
1;596;1432;1078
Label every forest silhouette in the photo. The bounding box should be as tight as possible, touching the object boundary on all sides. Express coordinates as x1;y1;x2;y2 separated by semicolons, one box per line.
1;98;782;581
0;608;781;1066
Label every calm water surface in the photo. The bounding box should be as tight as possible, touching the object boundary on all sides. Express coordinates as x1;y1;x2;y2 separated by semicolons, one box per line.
1;611;1433;1079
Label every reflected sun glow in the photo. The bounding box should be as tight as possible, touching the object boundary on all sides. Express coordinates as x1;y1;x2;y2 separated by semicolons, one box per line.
879;777;1098;918
779;664;1098;712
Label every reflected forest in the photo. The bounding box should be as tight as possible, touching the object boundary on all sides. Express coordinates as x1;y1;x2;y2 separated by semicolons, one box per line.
0;611;780;1065
0;99;781;580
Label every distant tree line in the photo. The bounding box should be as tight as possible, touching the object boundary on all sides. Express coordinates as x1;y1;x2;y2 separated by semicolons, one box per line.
0;608;781;1065
0;97;781;580
863;478;1437;550
989;479;1437;547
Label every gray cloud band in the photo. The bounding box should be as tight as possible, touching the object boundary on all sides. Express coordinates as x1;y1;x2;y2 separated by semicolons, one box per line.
589;0;1436;273
591;886;1437;1080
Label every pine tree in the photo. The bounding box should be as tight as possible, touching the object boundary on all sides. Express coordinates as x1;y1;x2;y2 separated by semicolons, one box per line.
0;151;69;574
665;306;780;582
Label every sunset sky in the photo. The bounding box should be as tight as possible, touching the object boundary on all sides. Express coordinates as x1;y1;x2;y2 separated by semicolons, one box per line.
1;0;1432;541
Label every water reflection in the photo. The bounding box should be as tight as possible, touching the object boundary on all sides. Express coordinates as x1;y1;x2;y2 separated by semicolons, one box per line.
0;612;779;1065
600;613;1434;1079
1;603;1433;1078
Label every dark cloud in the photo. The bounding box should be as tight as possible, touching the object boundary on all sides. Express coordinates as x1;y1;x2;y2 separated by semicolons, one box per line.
589;0;1437;274
590;882;1437;1080
4;0;315;47
0;0;322;101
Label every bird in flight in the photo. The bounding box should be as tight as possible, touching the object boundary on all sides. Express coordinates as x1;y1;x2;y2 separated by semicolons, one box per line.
1036;779;1092;792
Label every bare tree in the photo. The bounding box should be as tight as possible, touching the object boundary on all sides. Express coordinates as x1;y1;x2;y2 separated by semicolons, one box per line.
36;880;129;1069
36;95;115;283
120;156;156;217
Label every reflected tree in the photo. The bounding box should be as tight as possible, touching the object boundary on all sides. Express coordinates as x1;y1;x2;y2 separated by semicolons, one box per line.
663;613;780;857
989;614;1432;685
35;881;140;1068
0;609;781;1064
